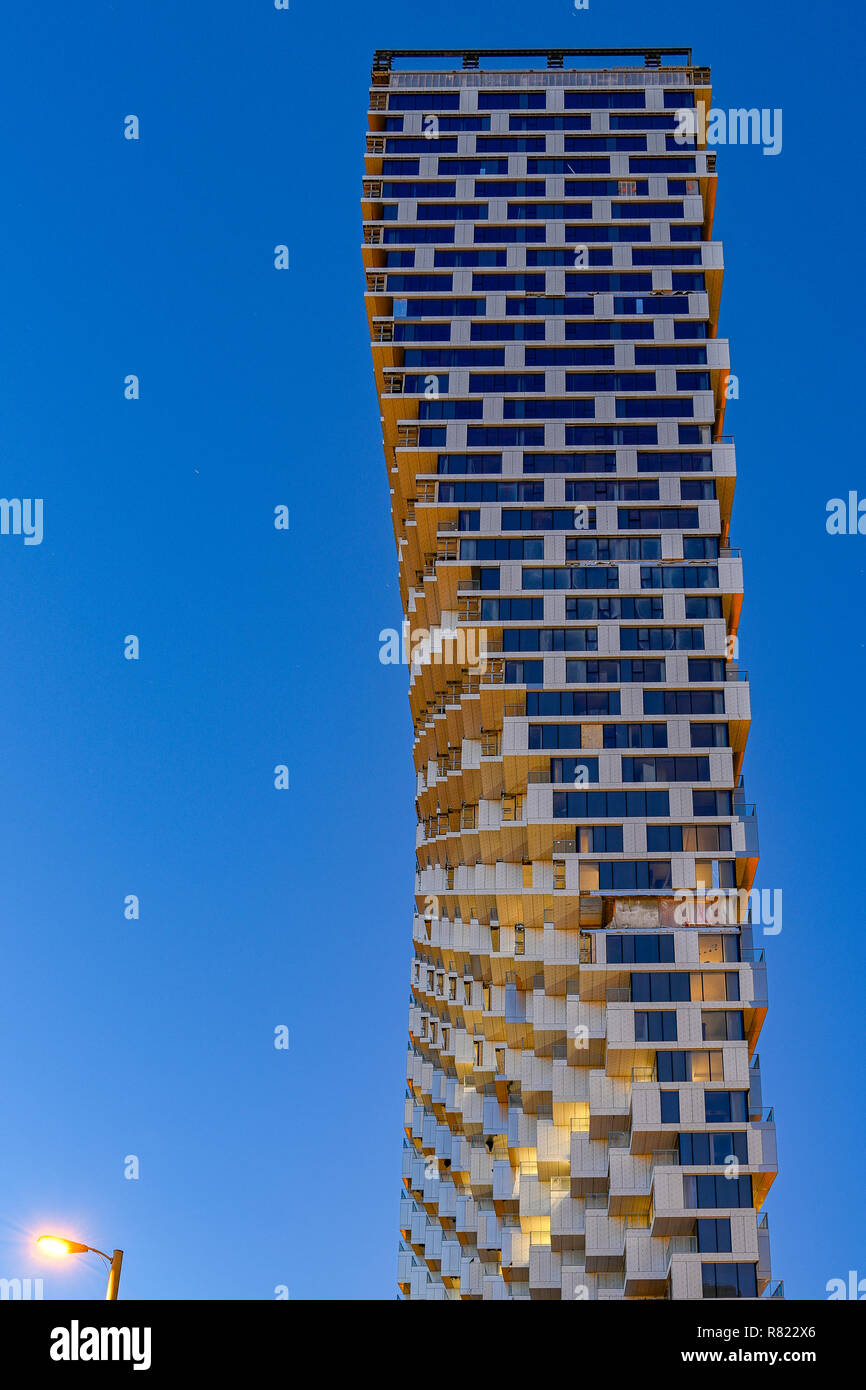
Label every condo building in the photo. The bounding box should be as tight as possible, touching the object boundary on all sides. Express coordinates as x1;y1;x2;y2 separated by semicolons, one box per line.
362;47;778;1301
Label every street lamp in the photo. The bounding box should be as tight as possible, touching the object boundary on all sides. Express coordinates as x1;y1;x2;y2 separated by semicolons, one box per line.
37;1234;124;1300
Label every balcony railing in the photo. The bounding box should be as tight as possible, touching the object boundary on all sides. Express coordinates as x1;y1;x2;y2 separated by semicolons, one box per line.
665;1236;698;1268
652;1149;678;1167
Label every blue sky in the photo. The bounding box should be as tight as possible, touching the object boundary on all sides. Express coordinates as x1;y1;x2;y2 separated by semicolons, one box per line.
0;0;862;1300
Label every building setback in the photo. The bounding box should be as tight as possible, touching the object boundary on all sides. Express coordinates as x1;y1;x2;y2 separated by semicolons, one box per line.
363;47;779;1302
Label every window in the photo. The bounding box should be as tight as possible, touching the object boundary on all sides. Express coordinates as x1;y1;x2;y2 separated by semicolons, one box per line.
638;450;711;472
462;538;543;560
646;824;682;852
469;372;544;393
704;1090;749;1123
649;825;732;853
438;453;503;475
567;596;662;621
568;424;658;446
679;1131;748;1166
504;660;543;686
598;860;671;890
619;507;700;531
579;862;599;892
508;628;597;653
622;755;711;783
565;93;647;110
702;1010;745;1042
388;93;460;111
697;1219;732;1253
478;92;546;110
480;598;544;620
528;689;620;717
473;227;547;247
511;114;591;130
606;933;674;964
698;933;740;964
641;565;718;590
576;825;624;853
684;537;719;560
529;724;583;750
691;971;740;1002
684;1174;754;1209
657;1051;722;1082
656;1051;724;1083
603;722;666;748
634;973;689;1003
690;722;729;748
467;426;545;446
644;689;723;715
524;450;616;470
570;535;661;560
634;1010;678;1042
701;1263;758;1299
693;792;733;818
549;757;599;784
690;1050;724;1082
681;479;716;500
617;399;694;419
554;789;669;819
660;1090;680;1123
620;627;704;651
685;596;722;619
568;659;666;684
566;320;654;342
524;566;619;591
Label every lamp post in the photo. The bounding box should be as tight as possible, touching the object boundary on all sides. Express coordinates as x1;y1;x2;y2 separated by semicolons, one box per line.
37;1235;124;1300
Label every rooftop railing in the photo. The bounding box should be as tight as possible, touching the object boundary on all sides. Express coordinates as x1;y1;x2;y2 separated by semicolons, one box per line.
385;68;698;91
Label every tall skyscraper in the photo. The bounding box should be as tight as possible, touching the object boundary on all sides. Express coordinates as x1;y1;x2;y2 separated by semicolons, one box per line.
363;46;778;1302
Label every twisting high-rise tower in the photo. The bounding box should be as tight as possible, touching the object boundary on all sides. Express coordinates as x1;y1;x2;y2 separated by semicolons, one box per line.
363;47;778;1302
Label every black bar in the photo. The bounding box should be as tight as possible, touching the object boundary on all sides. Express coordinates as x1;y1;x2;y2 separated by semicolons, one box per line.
2;1297;859;1376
